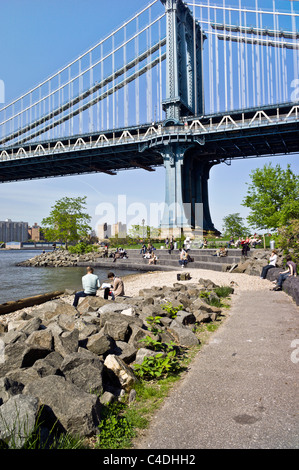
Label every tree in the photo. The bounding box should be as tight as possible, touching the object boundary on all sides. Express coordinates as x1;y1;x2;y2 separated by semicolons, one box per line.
275;219;299;261
41;196;92;248
222;213;248;238
242;163;299;230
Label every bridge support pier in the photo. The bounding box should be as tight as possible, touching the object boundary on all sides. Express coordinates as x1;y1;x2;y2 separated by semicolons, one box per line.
160;143;218;236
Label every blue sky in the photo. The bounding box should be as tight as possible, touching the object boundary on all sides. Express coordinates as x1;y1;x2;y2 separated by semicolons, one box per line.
0;0;298;234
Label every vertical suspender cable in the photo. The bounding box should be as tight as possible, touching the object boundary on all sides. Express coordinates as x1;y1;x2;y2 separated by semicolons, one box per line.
135;16;140;125
214;8;220;112
266;16;271;104
193;1;197;116
89;51;93;133
273;0;278;103
228;9;233;110
291;1;298;85
159;17;163;121
124;26;128;127
255;0;261;106
244;11;249;108
237;2;241;109
208;0;214;113
223;0;228;111
259;8;265;105
112;35;116;130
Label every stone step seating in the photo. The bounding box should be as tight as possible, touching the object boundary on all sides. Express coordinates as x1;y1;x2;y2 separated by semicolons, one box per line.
78;248;246;273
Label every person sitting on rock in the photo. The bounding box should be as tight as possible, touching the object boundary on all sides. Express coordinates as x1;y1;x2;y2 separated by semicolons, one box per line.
73;266;100;308
272;255;297;291
104;272;125;300
260;250;278;279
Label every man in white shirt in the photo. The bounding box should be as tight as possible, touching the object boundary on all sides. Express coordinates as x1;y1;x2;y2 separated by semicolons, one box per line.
73;266;100;307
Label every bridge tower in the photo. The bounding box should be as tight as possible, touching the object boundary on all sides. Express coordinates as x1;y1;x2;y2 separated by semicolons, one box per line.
159;0;217;236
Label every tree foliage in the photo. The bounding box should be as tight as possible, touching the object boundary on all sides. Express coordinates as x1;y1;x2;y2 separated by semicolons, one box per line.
242;163;299;230
41;196;92;247
275;219;299;261
222;213;248;237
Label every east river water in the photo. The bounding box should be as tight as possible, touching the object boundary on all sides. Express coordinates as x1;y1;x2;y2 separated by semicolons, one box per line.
0;250;136;304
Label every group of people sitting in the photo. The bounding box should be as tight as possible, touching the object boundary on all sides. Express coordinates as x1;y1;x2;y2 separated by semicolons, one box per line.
232;235;262;250
72;267;124;308
140;242;158;264
178;248;194;267
111;247;128;262
260;250;297;291
212;246;228;257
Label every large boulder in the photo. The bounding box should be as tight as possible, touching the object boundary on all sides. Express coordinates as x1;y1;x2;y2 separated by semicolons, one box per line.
23;375;101;437
0;394;39;448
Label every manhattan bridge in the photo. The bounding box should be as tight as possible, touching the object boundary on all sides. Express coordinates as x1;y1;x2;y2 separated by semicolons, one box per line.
0;0;298;232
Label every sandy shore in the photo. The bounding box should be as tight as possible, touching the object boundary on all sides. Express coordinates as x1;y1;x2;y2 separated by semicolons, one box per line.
0;268;273;326
120;268;272;296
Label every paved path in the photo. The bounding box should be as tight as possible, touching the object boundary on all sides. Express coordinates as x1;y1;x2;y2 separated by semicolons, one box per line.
135;289;299;449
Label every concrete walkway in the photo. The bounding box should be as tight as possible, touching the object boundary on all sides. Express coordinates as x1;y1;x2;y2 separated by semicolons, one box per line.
135;288;299;449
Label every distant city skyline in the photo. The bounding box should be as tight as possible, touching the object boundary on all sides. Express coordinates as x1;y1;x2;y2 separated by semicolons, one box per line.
0;0;298;235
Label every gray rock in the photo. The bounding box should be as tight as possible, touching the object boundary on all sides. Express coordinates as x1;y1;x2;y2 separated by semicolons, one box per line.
175;310;196;325
63;363;103;395
60;351;103;373
128;325;158;350
0;394;39;448
53;329;79;357
32;300;77;324
97;302;132;315
0;377;24;405
19;317;42;336
114;341;137;363
2;330;27;345
99;311;143;329
86;333;112;356
100;391;116;405
101;320;130;342
32;351;64;378
23;375;101;437
169;323;200;347
0;341;27;377
25;329;53;351
77;296;109;315
21;345;52;368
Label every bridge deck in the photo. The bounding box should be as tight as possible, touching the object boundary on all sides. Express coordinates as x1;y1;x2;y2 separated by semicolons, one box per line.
0;103;298;183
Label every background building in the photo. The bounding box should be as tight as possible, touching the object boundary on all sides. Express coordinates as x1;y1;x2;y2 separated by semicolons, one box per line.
0;219;29;243
96;222;127;239
28;223;42;242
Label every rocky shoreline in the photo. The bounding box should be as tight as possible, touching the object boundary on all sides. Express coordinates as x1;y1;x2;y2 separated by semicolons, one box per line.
0;276;232;447
17;248;107;268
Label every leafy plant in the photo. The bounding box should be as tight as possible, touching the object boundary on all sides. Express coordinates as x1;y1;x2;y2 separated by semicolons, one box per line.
139;335;164;351
97;402;135;449
134;346;181;380
145;315;163;335
161;302;183;318
68;241;97;254
214;286;234;298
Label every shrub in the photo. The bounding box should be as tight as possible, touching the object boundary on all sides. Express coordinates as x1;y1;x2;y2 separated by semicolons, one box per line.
68;242;97;254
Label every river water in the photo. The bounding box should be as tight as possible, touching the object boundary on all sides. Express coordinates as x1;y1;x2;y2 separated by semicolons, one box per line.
0;250;137;304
